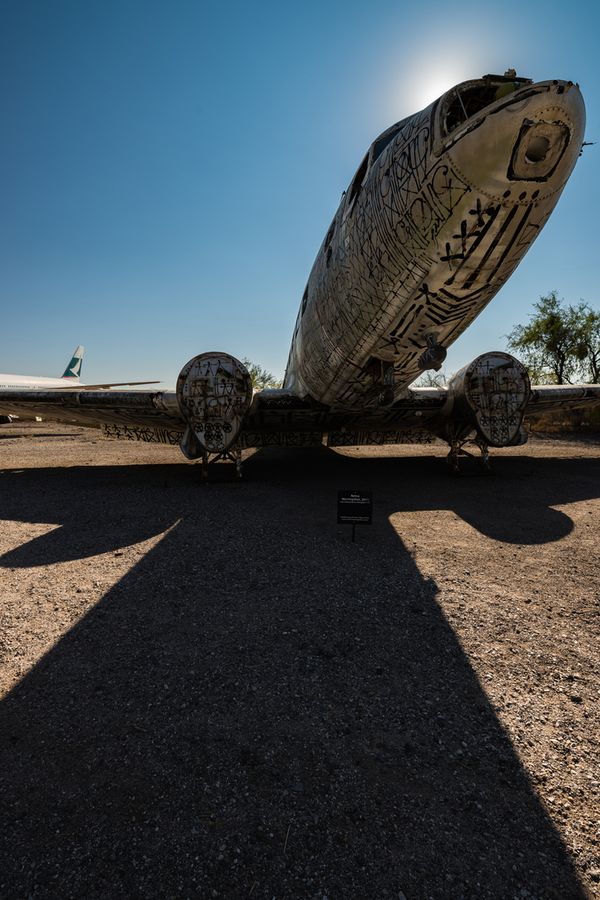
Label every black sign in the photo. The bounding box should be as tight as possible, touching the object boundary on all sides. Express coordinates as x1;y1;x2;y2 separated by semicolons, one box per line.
337;490;373;525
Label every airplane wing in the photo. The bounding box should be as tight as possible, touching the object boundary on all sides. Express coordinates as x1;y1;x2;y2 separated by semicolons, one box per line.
2;381;599;433
0;384;447;451
526;384;600;414
242;386;448;446
1;372;598;464
0;389;184;435
56;380;161;390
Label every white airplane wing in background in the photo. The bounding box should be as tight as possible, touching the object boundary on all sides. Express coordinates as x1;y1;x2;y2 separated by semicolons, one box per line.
61;380;162;390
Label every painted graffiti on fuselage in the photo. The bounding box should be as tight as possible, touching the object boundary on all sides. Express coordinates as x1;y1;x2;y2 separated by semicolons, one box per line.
288;106;477;405
286;83;581;410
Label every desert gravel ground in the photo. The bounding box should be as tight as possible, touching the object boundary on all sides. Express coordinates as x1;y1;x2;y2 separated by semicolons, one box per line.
0;422;598;899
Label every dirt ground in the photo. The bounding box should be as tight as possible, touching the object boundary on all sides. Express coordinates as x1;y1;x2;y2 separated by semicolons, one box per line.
0;422;598;899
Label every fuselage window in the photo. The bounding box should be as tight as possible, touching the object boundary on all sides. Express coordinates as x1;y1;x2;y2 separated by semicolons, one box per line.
443;85;499;134
324;219;335;267
324;220;335;247
346;153;369;210
371;123;403;163
301;286;309;317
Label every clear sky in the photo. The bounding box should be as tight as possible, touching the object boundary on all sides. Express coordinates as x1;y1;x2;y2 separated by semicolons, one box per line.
0;0;598;387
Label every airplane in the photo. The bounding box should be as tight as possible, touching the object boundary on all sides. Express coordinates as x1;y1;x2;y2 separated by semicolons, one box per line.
0;346;159;423
0;345;160;392
0;345;86;391
1;71;599;474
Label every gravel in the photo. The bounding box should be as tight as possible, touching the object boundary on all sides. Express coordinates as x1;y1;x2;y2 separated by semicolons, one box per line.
0;423;598;899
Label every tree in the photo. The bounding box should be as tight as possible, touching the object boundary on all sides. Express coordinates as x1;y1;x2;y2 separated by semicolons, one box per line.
577;303;600;383
414;368;448;388
506;292;595;384
242;358;282;390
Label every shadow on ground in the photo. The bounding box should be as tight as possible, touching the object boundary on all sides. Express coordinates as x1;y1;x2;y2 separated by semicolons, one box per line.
0;447;596;898
1;448;599;568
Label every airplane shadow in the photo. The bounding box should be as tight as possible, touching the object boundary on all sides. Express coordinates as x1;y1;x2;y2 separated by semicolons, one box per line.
0;463;186;566
1;447;598;570
0;448;595;897
245;446;600;545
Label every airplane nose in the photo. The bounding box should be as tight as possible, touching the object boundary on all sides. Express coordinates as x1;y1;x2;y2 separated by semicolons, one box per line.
508;118;571;181
442;80;585;202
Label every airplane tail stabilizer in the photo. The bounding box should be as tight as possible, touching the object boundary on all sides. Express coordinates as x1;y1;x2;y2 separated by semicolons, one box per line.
61;346;84;379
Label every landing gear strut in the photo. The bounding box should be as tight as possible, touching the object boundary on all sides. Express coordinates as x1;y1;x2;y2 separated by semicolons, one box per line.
198;446;243;482
475;438;491;471
446;438;491;473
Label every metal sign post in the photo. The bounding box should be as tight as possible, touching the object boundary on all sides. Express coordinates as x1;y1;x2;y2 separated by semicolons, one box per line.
337;490;373;541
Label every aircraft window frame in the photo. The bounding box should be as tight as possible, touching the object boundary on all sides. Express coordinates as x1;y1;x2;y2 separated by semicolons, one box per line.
346;153;370;213
371;122;403;164
441;77;532;137
324;220;335;248
324;219;336;267
300;286;309;317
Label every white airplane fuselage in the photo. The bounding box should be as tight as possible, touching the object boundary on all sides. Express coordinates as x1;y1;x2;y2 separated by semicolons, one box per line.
0;343;157;393
284;76;585;409
0;374;82;391
0;345;84;392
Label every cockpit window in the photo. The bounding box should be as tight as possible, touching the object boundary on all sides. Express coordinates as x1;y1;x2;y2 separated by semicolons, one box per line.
442;75;532;136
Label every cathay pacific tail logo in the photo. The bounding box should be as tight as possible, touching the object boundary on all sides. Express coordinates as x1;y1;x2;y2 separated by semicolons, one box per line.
62;346;84;379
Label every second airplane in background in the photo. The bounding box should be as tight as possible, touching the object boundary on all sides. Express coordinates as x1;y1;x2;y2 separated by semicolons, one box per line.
0;345;159;391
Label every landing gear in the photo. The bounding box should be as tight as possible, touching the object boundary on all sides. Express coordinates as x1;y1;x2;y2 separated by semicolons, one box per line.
446;438;491;473
198;445;244;482
446;440;469;473
475;438;491;471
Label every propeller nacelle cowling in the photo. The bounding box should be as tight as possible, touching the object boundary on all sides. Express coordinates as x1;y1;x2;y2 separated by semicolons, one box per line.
176;353;253;460
442;351;531;447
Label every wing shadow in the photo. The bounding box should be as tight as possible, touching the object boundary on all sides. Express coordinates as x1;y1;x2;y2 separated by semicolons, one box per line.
0;464;191;566
245;446;600;544
1;447;599;570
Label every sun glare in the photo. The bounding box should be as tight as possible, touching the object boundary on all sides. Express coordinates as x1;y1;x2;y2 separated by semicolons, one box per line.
404;56;477;112
411;71;465;110
375;28;499;124
374;56;477;125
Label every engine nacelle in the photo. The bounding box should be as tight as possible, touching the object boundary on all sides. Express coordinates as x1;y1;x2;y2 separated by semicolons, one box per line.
445;352;531;447
176;352;253;459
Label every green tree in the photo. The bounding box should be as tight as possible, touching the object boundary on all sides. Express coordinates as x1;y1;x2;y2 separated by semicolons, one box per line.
506;292;592;384
242;358;282;390
576;303;600;383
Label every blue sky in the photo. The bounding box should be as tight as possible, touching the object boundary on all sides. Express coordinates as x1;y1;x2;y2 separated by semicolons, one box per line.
0;0;598;386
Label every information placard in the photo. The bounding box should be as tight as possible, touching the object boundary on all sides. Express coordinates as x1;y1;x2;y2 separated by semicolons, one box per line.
337;490;373;525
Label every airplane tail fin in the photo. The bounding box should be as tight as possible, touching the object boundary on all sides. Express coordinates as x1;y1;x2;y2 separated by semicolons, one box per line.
61;345;85;379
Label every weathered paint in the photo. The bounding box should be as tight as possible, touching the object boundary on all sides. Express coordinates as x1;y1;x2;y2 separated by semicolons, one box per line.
284;76;585;408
